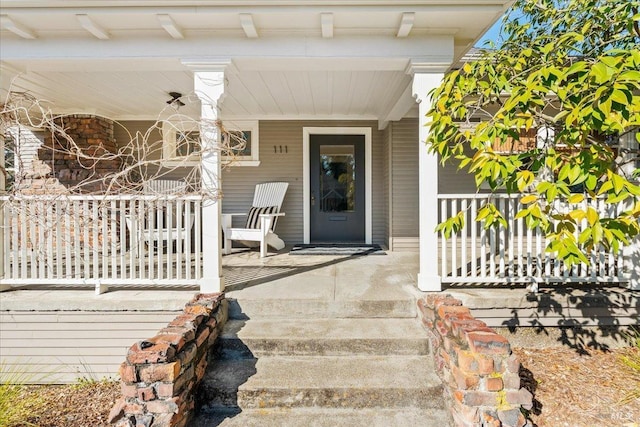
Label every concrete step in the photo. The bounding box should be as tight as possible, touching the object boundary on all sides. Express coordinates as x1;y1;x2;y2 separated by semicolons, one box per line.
227;297;417;319
198;355;444;411
216;318;429;357
191;407;453;427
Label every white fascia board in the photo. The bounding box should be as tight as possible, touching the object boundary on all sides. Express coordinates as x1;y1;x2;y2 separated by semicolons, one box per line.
0;15;36;39
157;14;184;39
76;14;110;40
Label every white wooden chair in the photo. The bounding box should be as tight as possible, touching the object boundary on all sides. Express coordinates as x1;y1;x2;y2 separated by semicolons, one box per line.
125;179;194;255
222;182;289;257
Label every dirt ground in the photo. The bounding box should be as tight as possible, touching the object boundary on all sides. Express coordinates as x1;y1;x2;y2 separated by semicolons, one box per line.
16;343;640;427
514;346;640;427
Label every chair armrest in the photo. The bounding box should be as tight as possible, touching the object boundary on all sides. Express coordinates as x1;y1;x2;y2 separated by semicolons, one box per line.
258;212;285;218
222;213;248;217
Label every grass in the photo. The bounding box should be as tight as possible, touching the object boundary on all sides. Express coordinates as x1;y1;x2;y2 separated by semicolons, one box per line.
0;362;47;427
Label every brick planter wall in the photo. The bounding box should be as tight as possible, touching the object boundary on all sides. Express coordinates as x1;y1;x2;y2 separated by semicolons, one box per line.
418;294;533;427
108;293;227;427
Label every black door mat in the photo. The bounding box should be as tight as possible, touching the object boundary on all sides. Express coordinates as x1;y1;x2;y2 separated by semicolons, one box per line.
289;244;385;256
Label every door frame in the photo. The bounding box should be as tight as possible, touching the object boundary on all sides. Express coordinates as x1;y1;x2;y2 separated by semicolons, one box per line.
303;127;372;244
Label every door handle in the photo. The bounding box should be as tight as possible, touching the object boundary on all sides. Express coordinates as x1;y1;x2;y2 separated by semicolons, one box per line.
311;192;316;206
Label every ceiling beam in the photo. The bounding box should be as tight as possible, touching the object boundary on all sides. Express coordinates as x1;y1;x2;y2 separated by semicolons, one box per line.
0;15;36;39
157;14;184;39
2;34;455;65
321;13;334;38
378;80;415;130
396;12;415;38
76;14;110;40
239;13;259;38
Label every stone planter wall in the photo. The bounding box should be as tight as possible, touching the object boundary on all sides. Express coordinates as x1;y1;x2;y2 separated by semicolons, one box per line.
418;294;533;427
108;293;227;427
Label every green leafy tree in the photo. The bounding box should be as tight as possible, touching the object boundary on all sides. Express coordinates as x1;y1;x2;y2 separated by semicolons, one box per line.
428;0;640;267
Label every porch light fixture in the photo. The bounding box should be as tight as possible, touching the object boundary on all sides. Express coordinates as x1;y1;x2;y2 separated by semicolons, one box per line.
166;92;185;108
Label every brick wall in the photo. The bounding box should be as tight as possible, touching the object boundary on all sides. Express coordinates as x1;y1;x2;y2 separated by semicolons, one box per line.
14;115;123;194
418;294;533;427
108;293;227;427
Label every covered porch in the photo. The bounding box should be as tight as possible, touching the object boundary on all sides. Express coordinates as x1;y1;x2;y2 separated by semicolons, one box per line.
2;0;636;295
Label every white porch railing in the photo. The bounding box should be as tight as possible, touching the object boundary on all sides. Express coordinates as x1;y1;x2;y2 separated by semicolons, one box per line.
0;195;203;290
438;194;627;284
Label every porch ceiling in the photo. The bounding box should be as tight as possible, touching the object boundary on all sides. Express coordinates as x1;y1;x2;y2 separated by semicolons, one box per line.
1;57;416;124
0;0;510;125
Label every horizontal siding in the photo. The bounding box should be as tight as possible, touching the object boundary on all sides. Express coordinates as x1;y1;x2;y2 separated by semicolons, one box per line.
391;119;419;238
390;237;419;252
0;311;178;384
472;307;639;328
222;120;387;245
389;119;476;247
371;121;386;245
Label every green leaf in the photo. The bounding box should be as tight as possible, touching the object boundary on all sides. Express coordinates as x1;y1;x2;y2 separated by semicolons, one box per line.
586;207;599;226
568;194;584;204
611;89;630;105
591;62;609;83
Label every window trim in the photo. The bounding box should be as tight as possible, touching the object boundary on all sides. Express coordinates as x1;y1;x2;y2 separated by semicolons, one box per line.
222;120;260;167
161;117;200;167
162;118;261;167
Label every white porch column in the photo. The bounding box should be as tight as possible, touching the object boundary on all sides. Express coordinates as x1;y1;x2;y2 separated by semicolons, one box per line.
189;62;229;293
412;71;444;292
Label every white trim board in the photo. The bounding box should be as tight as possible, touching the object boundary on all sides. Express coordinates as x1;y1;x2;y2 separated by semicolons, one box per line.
303;127;372;245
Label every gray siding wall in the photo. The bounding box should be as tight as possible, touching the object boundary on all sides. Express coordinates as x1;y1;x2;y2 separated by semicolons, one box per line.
222;120;387;245
388;118;475;250
0;311;178;384
390;119;419;240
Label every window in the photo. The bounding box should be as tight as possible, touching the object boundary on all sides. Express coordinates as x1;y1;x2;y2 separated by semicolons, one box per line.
162;119;260;167
222;120;260;167
2;127;45;192
492;128;538;153
162;117;200;166
2;132;16;191
619;128;639;181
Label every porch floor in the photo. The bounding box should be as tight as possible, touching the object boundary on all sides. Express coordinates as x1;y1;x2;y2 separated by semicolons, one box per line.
0;247;423;311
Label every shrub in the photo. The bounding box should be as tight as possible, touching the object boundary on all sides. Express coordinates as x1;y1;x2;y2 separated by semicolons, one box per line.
0;363;46;427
